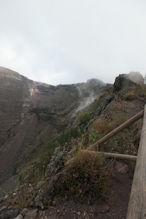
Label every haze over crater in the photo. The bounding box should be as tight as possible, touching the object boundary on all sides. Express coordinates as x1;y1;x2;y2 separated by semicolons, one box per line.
0;0;146;85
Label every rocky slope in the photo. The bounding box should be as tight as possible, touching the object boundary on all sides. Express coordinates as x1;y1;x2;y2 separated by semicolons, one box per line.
0;67;106;189
0;68;146;219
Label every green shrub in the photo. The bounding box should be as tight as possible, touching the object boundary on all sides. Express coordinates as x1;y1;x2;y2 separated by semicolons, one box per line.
123;92;137;101
57;127;81;146
89;128;101;144
63;150;111;201
78;113;91;126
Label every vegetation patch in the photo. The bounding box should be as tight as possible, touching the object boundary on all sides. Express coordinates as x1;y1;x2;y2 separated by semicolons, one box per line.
123;92;137;101
93;118;114;135
57;127;81;146
19;141;56;184
78;112;91;126
63;150;111;202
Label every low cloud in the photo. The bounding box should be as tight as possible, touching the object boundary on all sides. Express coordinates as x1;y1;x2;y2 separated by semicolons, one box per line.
0;0;146;85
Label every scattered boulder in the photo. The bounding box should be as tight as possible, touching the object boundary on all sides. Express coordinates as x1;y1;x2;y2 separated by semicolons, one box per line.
24;209;38;219
113;72;144;92
0;208;19;219
14;214;23;219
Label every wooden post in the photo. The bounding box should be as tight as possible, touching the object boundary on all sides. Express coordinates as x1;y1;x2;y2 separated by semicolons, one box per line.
127;105;146;219
82;150;137;161
87;110;144;151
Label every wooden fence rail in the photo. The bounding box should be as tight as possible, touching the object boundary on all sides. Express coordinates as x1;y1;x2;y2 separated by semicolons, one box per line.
85;108;146;218
82;150;137;161
87;110;144;151
127;105;146;219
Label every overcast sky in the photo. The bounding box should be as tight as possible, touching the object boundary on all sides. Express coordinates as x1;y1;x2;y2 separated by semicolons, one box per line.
0;0;146;85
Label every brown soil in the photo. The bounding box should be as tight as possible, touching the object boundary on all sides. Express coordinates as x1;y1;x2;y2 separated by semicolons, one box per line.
37;166;133;219
0;160;134;219
0;114;37;186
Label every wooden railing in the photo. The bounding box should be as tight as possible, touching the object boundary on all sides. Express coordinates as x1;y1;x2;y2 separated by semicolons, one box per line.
127;105;146;219
84;107;145;218
87;110;144;152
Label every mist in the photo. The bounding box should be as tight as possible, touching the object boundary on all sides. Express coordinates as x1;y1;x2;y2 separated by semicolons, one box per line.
0;0;146;85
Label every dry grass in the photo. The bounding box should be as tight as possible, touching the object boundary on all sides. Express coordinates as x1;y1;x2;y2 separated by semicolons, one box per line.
123;92;137;101
93;118;115;134
14;184;37;209
63;150;111;201
112;102;123;111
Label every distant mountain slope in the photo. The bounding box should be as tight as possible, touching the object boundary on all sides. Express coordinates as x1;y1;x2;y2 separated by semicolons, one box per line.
0;67;106;186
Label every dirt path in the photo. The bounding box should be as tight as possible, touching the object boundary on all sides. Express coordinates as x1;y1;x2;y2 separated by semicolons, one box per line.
40;170;132;219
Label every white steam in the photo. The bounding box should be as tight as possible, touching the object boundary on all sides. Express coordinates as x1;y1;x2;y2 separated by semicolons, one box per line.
72;78;105;116
126;72;144;85
75;92;97;113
